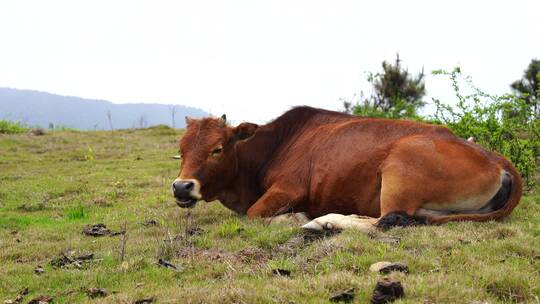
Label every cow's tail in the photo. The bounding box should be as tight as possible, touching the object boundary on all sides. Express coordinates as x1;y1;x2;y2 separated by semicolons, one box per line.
425;157;523;225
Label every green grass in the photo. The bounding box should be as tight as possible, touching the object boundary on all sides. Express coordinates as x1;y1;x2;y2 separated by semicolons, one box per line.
0;129;539;303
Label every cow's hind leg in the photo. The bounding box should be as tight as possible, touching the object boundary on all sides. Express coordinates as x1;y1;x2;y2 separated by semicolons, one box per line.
375;135;506;228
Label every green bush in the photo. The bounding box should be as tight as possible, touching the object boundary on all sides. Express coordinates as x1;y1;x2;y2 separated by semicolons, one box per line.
0;120;28;134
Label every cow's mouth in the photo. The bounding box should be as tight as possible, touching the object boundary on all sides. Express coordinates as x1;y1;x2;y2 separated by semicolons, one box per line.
176;198;198;208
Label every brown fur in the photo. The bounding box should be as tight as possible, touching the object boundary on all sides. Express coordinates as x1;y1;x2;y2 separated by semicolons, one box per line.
176;106;522;224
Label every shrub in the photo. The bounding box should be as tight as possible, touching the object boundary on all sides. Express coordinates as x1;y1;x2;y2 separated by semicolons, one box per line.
0;120;28;134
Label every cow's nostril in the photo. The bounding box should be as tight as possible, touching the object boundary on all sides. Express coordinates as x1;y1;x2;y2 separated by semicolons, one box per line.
173;181;195;198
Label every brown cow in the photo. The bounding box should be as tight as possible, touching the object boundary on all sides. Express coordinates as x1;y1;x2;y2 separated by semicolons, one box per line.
172;106;522;232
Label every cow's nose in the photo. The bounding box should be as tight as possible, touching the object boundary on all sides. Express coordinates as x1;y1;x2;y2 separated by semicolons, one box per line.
172;181;194;198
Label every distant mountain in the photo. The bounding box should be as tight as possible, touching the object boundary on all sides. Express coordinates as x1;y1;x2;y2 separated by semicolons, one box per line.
0;87;209;130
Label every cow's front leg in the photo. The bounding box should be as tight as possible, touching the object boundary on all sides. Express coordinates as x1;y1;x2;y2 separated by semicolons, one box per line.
302;214;378;234
246;185;304;218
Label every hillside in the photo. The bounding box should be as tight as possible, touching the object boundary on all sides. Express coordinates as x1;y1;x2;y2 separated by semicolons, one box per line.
0;88;209;130
0;129;539;303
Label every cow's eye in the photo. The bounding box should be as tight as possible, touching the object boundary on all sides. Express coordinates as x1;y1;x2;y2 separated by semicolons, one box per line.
211;147;223;156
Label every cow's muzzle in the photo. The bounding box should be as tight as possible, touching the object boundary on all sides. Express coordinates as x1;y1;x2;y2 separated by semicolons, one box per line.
172;179;202;208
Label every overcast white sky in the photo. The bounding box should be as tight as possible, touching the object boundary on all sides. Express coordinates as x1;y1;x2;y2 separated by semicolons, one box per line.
0;0;538;124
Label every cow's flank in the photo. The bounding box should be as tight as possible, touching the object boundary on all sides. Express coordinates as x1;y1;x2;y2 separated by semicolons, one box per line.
172;106;522;232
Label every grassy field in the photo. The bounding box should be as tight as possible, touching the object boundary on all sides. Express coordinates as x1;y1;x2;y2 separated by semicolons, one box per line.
1;127;539;303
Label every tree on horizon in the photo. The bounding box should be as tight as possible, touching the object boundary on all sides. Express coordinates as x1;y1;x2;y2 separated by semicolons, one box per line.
345;54;426;119
511;59;540;116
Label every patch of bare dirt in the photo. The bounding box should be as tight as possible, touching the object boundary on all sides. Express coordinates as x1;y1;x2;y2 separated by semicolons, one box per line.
82;224;125;237
236;247;270;263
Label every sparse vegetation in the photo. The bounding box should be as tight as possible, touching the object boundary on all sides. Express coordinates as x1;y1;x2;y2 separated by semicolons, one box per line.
1;127;539;303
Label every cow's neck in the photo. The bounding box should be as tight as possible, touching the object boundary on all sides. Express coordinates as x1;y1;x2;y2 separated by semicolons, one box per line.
215;134;280;213
216;169;262;214
217;107;347;214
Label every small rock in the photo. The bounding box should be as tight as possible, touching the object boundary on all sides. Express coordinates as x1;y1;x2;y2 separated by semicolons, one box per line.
329;288;355;302
133;297;155;304
30;128;46;136
83;224;111;236
28;295;53;304
34;265;44;275
369;262;409;274
86;287;108;298
157;259;181;272
371;279;404;304
271;268;291;277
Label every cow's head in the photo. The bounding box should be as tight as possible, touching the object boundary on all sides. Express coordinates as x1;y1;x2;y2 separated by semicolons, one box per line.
172;115;258;208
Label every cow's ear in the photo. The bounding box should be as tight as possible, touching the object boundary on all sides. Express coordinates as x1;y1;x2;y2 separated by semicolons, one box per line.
185;116;194;125
233;122;258;141
220;114;227;124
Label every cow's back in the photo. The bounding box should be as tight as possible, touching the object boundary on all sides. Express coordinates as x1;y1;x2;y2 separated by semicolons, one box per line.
262;117;456;216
